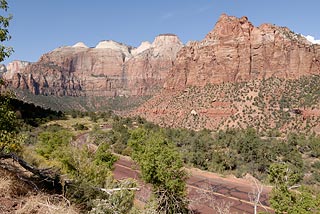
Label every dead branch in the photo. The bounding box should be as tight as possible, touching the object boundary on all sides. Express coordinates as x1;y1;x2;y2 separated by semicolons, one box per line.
0;153;61;187
190;181;233;214
288;184;301;190
97;187;140;195
16;173;39;191
247;175;269;214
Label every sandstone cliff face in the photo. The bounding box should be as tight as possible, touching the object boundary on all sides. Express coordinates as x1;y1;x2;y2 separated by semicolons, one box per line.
4;35;183;96
164;14;320;90
125;34;183;95
4;61;31;79
132;14;320;133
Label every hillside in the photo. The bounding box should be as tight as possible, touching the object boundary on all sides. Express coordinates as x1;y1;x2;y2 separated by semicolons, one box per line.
2;14;320;133
132;14;320;134
164;14;320;90
134;75;320;134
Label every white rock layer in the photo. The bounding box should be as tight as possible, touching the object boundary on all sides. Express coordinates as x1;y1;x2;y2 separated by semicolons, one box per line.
73;42;88;48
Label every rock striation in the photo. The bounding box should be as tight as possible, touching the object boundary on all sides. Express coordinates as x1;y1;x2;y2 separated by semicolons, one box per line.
131;14;320;132
125;34;183;95
3;14;320;106
3;34;183;96
164;14;320;90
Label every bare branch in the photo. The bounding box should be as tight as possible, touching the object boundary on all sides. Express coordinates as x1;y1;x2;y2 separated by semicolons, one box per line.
288;185;301;190
190;181;233;214
0;152;61;186
97;187;140;195
247;175;268;214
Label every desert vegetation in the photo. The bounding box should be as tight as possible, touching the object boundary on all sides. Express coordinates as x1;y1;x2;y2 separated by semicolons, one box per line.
138;75;320;135
2;1;320;213
0;90;192;213
2;87;320;213
11;87;152;112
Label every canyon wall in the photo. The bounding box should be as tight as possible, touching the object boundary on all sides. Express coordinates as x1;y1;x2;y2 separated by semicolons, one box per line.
164;14;320;90
3;34;183;96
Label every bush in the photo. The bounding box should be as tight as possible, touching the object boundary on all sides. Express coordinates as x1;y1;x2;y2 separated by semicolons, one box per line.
36;130;73;159
129;128;189;213
72;123;88;131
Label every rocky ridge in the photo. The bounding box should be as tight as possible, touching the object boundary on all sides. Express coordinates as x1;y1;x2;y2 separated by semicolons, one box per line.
134;14;320;133
164;14;320;90
3;14;320;133
3;34;183;97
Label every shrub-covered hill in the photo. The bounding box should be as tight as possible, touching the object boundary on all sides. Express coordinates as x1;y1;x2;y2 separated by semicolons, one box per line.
135;75;320;135
8;97;65;126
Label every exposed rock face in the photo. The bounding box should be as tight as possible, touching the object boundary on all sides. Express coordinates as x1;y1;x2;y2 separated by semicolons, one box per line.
131;41;151;55
4;61;31;79
164;14;320;90
125;34;183;95
4;35;183;96
72;42;88;48
132;14;320;133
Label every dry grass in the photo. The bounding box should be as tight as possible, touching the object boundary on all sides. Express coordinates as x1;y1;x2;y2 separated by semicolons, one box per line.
0;176;12;197
16;194;79;214
0;165;79;214
0;167;30;197
45;116;97;135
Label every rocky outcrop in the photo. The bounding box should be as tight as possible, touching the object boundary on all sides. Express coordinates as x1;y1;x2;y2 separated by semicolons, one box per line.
131;41;151;56
4;13;320;109
72;42;88;48
4;35;183;96
3;61;31;79
131;14;320;133
125;34;183;95
164;14;320;90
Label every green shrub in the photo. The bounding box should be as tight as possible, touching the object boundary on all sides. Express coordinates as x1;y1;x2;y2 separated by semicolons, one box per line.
72;123;89;131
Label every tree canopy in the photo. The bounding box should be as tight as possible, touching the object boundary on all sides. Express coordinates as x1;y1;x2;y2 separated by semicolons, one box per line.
129;128;189;213
269;163;320;214
0;0;13;62
0;91;24;154
0;0;23;154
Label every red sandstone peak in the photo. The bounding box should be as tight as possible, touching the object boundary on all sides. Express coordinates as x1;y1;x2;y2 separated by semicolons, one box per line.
164;14;320;90
3;14;320;98
3;34;183;97
205;14;254;41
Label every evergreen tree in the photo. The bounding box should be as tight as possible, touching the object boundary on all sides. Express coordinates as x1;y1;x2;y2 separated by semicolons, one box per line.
129;128;189;213
269;163;320;214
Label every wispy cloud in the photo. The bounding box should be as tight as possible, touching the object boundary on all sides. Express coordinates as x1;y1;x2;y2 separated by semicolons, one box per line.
160;12;175;21
303;35;320;44
196;5;212;14
159;3;213;22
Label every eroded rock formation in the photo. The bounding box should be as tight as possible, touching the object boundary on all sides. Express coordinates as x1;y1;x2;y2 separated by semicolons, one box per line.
3;34;183;96
133;14;320;132
164;14;320;90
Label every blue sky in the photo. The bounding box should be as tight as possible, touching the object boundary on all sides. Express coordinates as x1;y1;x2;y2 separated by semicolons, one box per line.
2;0;320;65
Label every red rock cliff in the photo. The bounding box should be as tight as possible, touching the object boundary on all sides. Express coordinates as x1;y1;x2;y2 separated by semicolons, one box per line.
3;35;183;96
164;14;320;90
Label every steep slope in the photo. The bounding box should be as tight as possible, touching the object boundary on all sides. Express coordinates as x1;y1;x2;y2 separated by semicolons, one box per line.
3;35;183;97
125;34;183;95
164;14;320;90
135;76;320;134
134;14;320;133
